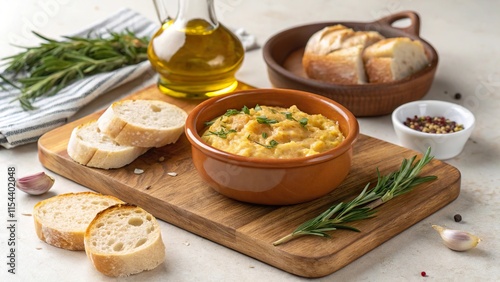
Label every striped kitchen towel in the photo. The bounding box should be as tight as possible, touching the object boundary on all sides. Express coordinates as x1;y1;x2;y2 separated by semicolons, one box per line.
0;8;258;149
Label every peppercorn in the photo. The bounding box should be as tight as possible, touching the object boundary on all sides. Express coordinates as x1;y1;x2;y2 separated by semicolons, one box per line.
403;115;464;134
454;93;462;100
454;214;462;222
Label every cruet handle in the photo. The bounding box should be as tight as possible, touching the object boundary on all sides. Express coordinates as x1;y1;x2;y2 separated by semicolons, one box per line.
153;0;171;24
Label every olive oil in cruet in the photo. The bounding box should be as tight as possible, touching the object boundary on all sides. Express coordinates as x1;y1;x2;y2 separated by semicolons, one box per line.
148;0;244;98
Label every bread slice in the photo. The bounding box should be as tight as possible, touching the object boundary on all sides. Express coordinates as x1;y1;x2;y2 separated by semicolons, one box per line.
97;99;188;148
363;37;429;83
84;204;166;277
33;192;124;251
303;25;385;84
67;120;148;169
304;45;367;84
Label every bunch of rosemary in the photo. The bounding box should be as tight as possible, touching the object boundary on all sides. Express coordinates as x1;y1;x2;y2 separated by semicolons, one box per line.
272;147;437;246
0;30;149;110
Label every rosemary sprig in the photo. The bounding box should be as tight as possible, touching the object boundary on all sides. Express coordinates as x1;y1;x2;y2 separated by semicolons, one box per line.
272;147;437;246
1;30;149;110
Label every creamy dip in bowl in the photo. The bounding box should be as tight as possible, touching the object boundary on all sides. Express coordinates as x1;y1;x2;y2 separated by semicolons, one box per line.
202;104;345;159
185;88;359;205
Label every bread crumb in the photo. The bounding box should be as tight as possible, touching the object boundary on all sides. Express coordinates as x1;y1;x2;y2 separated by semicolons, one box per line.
22;213;32;216
183;241;190;246
36;247;42;250
145;185;151;190
167;172;178;177
158;156;165;162
134;168;144;174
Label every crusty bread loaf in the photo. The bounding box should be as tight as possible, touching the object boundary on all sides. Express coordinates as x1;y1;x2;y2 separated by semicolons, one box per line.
363;37;429;83
33;192;124;251
67;120;148;169
97;99;188;148
84;204;166;277
303;25;385;84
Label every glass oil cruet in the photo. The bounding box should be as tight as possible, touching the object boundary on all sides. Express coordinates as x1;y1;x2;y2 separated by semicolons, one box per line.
148;0;245;98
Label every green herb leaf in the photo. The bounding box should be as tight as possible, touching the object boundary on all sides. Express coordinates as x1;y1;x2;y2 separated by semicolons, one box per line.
224;109;241;116
0;30;150;110
281;112;307;127
272;147;437;246
242;105;250;114
253;139;279;149
262;132;268;139
206;128;236;139
254;104;262;111
256;116;278;125
283;112;293;120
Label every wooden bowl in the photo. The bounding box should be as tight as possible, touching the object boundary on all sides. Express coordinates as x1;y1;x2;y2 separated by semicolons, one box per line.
263;11;439;117
185;88;359;205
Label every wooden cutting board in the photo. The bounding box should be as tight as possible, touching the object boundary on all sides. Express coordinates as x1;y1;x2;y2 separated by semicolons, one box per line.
38;83;460;278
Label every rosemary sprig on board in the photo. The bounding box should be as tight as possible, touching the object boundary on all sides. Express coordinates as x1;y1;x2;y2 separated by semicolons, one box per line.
0;30;149;110
272;147;437;246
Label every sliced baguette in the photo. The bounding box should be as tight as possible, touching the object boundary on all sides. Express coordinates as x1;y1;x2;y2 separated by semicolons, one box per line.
33;192;124;251
67;120;148;169
362;37;429;83
97;99;188;148
84;204;166;277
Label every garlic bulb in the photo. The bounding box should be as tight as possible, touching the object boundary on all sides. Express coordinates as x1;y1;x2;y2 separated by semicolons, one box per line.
432;224;480;251
16;172;54;195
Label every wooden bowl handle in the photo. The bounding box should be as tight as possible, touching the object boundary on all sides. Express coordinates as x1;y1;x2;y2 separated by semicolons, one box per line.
372;11;421;36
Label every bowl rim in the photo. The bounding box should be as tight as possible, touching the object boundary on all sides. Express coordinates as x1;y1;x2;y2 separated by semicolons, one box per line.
262;21;439;91
391;99;476;137
185;88;359;168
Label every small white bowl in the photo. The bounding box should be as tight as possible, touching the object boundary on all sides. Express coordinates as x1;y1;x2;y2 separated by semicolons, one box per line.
392;100;475;160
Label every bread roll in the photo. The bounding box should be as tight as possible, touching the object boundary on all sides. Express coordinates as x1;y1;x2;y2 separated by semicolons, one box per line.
303;25;385;84
33;192;124;251
67;120;148;169
84;204;166;277
97;99;188;148
363;37;429;83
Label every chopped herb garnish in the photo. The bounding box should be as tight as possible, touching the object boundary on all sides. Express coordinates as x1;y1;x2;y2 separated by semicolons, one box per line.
253;139;279;149
204;120;215;126
254;104;262;111
242;105;250;114
262;132;268;139
206;128;236;139
281;112;308;127
299;117;308;127
224;109;240;116
283;112;293;120
256;116;278;125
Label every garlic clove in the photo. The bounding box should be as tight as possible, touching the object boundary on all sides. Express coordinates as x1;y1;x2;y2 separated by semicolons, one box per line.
432;224;480;252
16;172;55;195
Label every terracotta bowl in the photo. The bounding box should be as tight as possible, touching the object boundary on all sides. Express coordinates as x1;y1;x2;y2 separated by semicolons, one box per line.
262;11;439;117
185;88;359;205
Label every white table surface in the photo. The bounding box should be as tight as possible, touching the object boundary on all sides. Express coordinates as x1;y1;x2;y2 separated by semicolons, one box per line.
1;0;499;281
